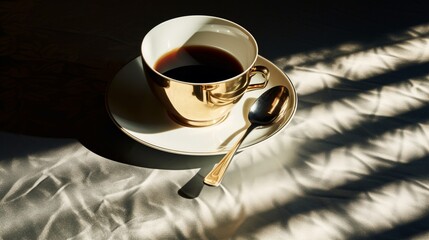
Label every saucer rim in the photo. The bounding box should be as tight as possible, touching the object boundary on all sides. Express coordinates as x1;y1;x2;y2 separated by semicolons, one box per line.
105;55;298;156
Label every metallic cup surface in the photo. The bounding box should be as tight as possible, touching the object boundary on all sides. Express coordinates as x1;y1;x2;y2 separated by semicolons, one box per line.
141;15;270;127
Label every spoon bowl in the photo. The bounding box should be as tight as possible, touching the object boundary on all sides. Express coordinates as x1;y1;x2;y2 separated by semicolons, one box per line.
204;85;290;187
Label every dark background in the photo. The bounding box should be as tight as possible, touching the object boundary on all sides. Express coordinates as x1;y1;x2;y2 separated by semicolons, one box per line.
1;0;429;139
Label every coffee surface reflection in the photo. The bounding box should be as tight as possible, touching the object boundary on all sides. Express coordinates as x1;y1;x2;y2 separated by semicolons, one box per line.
154;45;243;83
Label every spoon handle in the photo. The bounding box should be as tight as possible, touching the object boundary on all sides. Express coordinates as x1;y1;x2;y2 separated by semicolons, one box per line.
204;124;257;187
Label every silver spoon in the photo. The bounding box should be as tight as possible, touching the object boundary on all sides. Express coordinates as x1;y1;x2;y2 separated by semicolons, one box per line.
204;85;290;187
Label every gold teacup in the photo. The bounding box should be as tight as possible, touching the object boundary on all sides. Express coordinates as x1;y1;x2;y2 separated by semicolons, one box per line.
141;15;270;127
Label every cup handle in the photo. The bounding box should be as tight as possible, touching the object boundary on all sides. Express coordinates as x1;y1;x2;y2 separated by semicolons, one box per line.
246;65;270;91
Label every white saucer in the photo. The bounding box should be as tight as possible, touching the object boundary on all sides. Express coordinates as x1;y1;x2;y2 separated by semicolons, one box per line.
106;56;297;156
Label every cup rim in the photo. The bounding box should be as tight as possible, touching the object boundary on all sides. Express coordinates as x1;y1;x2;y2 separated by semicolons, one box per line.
141;15;259;85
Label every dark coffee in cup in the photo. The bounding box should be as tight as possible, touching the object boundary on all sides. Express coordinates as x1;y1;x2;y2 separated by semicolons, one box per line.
154;45;243;83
